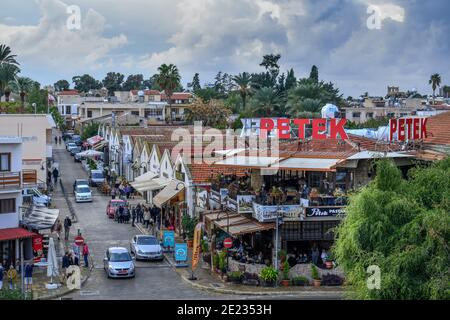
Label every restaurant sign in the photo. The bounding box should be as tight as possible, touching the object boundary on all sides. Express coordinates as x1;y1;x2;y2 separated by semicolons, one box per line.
305;207;345;218
389;117;427;142
253;203;304;222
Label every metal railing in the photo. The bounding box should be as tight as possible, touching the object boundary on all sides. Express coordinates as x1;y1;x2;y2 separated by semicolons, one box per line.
0;171;21;189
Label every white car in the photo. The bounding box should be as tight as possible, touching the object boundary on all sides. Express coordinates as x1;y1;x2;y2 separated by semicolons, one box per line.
74;184;92;203
22;188;51;207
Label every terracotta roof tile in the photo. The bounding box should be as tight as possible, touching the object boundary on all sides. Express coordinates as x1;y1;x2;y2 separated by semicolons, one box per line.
424;111;450;146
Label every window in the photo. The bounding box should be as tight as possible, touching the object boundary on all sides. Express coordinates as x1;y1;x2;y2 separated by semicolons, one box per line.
0;153;11;171
87;110;92;118
352;112;361;118
0;198;15;214
144;109;163;118
309;172;323;188
131;111;139;116
65;105;71;115
366;112;373;119
302;222;323;240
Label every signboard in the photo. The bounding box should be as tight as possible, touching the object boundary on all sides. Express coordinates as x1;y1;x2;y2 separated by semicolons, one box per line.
196;189;208;209
226;198;237;212
305;207;345;218
223;238;233;249
163;231;175;249
210;190;220;202
191;223;203;271
253;203;304;222
174;243;188;267
32;235;44;263
220;188;229;204
237;195;255;213
74;236;85;246
389;117;427;142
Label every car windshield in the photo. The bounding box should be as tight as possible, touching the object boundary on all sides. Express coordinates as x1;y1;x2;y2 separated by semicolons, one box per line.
111;202;125;207
92;173;103;179
76;187;90;193
110;252;131;262
137;237;158;245
76;180;88;185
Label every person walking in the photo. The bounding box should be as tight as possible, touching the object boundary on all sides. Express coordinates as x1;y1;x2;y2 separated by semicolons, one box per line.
136;204;143;224
54;136;58;145
143;208;151;229
0;263;4;290
24;263;34;292
58;136;62;144
82;243;90;268
52;167;59;185
118;205;124;224
111;187;116;200
7;265;17;290
72;242;80;266
64;216;72;240
52;219;62;240
131;206;137;227
61;251;70;284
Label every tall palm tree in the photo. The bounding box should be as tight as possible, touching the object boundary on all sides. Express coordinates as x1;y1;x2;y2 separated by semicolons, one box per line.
9;76;33;112
155;64;181;123
249;87;283;116
0;64;19;101
429;73;441;105
232;72;252;110
0;44;19;67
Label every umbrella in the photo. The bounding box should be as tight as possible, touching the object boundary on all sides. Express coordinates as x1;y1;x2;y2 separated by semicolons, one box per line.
46;237;59;285
76;150;104;158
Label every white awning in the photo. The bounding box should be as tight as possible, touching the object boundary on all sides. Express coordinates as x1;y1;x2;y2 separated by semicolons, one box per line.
22;206;59;230
214;156;281;168
131;177;170;193
276;157;343;171
134;171;158;183
346;151;414;160
153;180;185;208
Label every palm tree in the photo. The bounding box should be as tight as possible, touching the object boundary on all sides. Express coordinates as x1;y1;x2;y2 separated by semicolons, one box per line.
232;72;252;110
429;73;441;105
9;77;33;112
0;64;19;101
0;44;19;67
286;98;322;118
155;64;181;123
249;87;283;116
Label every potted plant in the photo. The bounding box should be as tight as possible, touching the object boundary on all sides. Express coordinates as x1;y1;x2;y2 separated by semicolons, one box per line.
218;251;227;276
259;266;278;287
281;261;290;287
213;253;220;273
325;253;334;269
278;249;287;263
182;215;197;248
311;264;321;287
228;271;243;284
292;275;310;286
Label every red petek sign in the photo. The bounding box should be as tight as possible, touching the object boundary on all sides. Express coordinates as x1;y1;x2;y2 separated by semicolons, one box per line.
260;118;348;140
74;236;85;246
32;235;44;263
223;238;233;249
389;118;427;142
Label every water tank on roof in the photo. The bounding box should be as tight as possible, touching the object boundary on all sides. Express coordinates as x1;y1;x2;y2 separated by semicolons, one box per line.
137;90;145;97
321;103;339;119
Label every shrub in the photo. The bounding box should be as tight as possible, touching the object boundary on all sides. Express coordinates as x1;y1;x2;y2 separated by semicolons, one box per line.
260;266;278;283
282;261;290;280
213;253;220;269
311;264;321;280
228;271;243;283
292;276;310;286
218;251;227;272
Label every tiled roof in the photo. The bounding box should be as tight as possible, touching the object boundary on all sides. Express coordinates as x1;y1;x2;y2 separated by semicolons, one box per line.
188;163;248;184
424;111;450;146
57;90;79;96
161;92;192;100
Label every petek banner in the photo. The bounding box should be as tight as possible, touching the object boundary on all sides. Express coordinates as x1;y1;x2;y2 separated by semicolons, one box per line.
259;118;348;140
191;222;204;271
32;235;44;263
389;117;427;142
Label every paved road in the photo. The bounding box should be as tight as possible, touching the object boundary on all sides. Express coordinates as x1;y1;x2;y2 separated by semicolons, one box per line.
53;144;341;300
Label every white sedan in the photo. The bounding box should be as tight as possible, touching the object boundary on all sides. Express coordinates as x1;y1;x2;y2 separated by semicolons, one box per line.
74;185;93;203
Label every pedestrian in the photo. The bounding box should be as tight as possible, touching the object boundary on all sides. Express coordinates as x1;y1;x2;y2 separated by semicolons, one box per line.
82;243;90;268
64;215;72;240
118;205;124;223
52;167;59;185
143;208;151;229
136;204;143;223
0;263;4;290
72;242;80;266
111;187;116;200
125;184;131;199
123;205;130;224
131;206;137;227
311;247;320;266
24;263;34;292
47;170;52;187
7;265;17;290
15;259;20;275
59;136;62;144
54;219;62;240
54;136;58;144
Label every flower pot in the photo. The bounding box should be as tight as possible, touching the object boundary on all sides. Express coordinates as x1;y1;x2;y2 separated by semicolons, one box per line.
313;279;321;287
325;261;333;269
187;239;193;248
281;279;290;287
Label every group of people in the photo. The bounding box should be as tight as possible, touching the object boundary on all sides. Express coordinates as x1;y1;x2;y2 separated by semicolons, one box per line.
286;246;331;267
110;181;134;200
62;241;90;270
0;261;34;292
230;241;270;266
131;203;161;234
51;216;72;241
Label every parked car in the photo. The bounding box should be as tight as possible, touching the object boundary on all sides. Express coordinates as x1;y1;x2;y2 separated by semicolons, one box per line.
73;179;89;193
106;199;127;219
74;152;84;162
66;142;77;151
70;146;82;156
89;169;105;186
72;135;82;146
103;247;135;278
130;235;164;261
74;185;92;203
22;188;51;207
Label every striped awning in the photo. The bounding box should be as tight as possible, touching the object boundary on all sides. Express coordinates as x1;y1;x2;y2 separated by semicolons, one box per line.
21;206;59;230
204;211;275;237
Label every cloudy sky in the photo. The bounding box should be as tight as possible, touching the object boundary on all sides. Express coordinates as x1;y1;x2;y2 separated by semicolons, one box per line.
0;0;449;97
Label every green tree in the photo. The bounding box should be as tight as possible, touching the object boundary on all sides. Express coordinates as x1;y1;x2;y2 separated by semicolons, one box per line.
194;87;219;102
81;122;100;141
333;158;450;300
0;44;19;67
122;74;144;91
190;73;201;92
27;86;49;113
248;87;283;117
185;97;231;129
0;64;19;101
53;80;70;92
155;64;181;122
285;68;297;91
102;72;124;95
309;65;319;84
72;74;101;93
429;73;441;105
260;53;281;80
442;85;450;98
9;76;33;112
224;92;242;114
232;72;252;110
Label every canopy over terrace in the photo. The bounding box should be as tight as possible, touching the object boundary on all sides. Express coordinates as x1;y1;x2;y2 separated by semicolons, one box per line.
153;179;185;208
204;210;275;237
131;174;170;193
22;206;59;230
87;135;103;146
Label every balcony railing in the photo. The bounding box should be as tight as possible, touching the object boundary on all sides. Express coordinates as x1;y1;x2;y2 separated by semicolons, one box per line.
0;170;37;190
23;169;37;186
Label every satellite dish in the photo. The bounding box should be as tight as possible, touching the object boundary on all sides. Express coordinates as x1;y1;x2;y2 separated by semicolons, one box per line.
138;90;145;97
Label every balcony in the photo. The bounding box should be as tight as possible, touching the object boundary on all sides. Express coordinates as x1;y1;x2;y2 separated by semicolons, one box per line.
0;170;37;190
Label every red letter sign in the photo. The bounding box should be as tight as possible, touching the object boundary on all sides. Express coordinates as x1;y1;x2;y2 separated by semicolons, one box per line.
312;119;327;140
330;118;348;139
260;118;274;139
277;118;291;139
